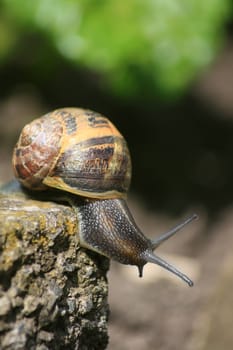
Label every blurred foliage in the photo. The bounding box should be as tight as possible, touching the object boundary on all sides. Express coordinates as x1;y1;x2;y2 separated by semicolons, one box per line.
0;0;232;99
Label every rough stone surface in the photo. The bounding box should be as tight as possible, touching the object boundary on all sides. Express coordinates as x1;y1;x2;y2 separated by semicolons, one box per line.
0;192;109;350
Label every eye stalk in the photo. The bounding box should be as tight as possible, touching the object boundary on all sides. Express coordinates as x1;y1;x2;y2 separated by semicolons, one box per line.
151;214;198;249
138;214;197;286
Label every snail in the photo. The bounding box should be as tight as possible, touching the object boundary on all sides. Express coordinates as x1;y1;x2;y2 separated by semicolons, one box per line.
12;107;197;286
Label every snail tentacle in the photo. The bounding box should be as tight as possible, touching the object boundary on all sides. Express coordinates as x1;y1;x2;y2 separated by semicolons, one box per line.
151;214;198;250
142;251;194;287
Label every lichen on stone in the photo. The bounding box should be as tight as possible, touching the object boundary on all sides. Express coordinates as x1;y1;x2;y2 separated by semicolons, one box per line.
0;193;109;350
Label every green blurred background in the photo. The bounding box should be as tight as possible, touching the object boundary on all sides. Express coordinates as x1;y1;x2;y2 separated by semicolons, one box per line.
1;1;233;349
1;0;233;217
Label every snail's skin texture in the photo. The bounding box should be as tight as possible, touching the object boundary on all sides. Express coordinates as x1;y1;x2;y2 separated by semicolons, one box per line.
76;198;150;268
73;196;195;286
12;107;196;287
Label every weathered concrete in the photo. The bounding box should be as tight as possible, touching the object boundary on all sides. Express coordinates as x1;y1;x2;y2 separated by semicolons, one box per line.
0;192;109;350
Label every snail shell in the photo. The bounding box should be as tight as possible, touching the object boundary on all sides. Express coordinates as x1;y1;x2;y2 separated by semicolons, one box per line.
13;108;132;199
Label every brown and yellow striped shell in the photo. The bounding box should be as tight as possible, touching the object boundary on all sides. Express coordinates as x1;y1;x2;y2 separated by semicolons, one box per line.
13;108;132;199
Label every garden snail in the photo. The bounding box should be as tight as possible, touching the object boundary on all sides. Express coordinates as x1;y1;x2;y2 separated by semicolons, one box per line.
12;107;196;286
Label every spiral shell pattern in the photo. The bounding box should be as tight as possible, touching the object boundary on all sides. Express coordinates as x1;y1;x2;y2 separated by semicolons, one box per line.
13;108;132;199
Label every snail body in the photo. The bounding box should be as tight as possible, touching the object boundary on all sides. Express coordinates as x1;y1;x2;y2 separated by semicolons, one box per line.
13;107;196;286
